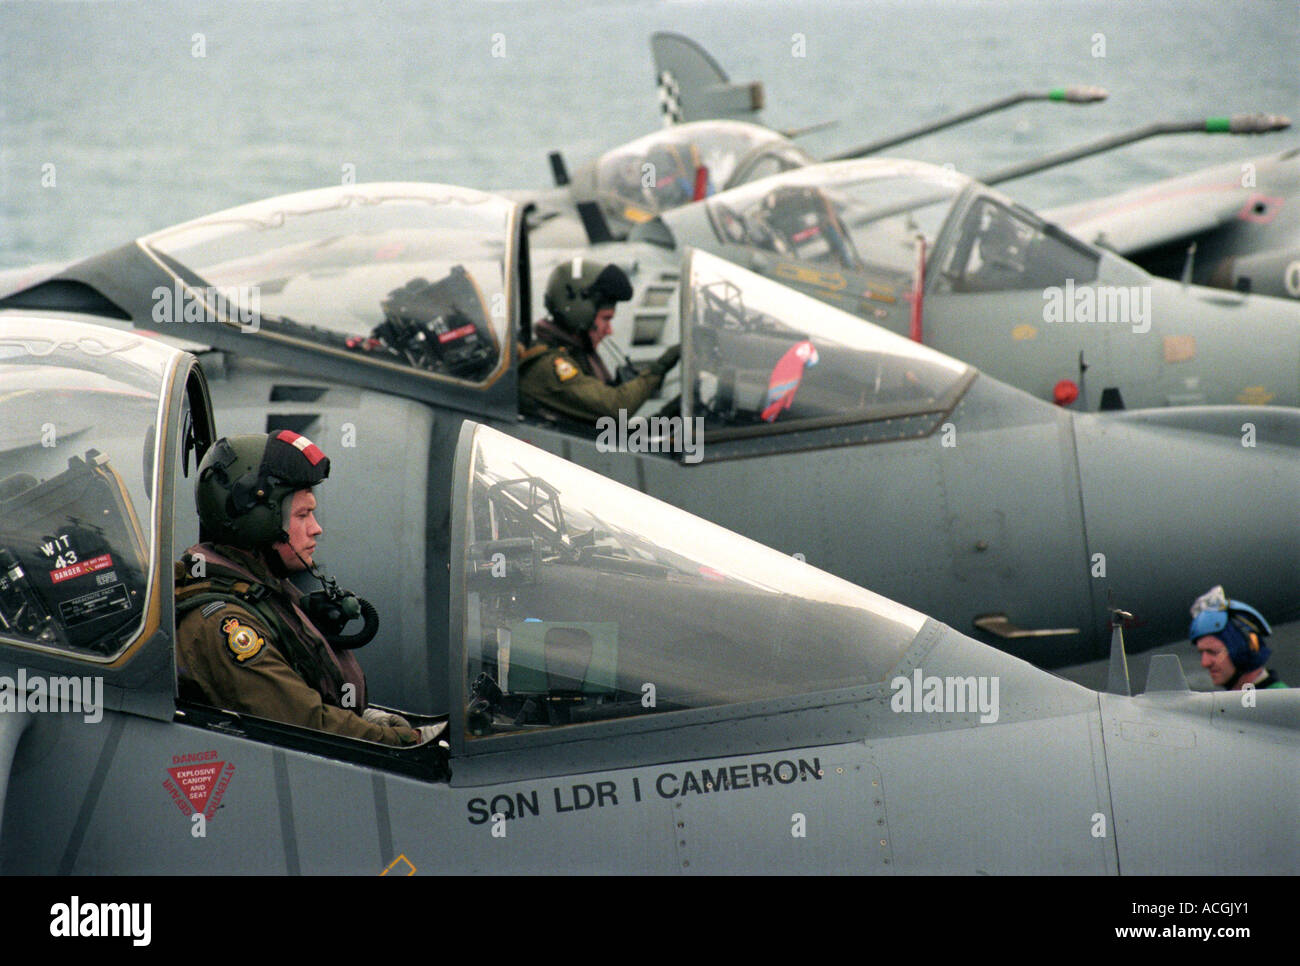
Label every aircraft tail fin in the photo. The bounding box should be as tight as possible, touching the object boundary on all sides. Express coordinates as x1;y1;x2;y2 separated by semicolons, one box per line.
651;32;765;126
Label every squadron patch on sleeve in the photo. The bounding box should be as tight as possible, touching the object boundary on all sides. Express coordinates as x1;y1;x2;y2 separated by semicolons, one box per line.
553;357;579;382
222;616;266;664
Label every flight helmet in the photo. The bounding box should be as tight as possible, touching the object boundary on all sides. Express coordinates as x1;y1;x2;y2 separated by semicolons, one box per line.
196;431;330;548
544;259;633;334
1189;586;1272;673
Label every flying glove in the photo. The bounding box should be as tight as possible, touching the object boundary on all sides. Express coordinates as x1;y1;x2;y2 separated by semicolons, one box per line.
416;722;449;745
651;344;681;376
362;707;412;730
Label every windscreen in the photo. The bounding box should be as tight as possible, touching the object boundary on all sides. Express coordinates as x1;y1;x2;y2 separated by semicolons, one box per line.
0;320;173;658
682;249;971;433
935;196;1101;293
142;184;515;383
457;424;923;739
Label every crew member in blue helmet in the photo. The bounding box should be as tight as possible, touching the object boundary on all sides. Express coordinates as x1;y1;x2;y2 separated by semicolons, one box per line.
1188;585;1284;690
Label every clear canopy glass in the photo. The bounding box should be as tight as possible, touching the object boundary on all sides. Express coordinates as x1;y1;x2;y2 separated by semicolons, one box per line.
458;424;924;738
933;195;1101;293
0;318;174;658
593;121;805;230
701;159;969;275
682;249;972;432
142;183;515;383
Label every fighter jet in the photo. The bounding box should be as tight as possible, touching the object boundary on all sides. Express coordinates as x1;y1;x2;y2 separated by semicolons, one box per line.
0;313;1294;875
1;182;1294;707
1041;148;1300;302
542;154;1300;412
522;31;1112;250
525;30;1292;263
483;39;1300;413
13;149;1295;414
515;118;820;249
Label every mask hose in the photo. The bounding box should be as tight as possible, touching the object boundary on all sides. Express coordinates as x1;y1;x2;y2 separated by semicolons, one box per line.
292;547;380;650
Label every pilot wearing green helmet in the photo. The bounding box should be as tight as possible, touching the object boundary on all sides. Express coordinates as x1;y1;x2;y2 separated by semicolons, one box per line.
175;431;441;746
519;258;681;425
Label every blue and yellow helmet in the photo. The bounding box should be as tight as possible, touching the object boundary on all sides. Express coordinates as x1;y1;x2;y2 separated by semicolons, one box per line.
1189;593;1272;673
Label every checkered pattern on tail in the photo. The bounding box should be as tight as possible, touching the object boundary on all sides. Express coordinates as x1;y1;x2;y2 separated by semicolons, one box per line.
658;70;682;126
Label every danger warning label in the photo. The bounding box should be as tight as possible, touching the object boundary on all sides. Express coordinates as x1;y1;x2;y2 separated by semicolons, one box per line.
163;751;234;819
50;553;114;585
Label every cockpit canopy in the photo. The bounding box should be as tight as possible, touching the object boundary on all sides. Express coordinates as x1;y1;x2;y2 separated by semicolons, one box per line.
681;250;973;438
590;121;813;235
660;159;1101;299
0;319;179;659
695;159;968;276
454;423;923;743
141;183;518;384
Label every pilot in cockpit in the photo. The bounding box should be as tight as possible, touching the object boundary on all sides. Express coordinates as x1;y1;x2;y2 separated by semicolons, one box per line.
519;259;681;425
174;431;442;746
963;208;1027;291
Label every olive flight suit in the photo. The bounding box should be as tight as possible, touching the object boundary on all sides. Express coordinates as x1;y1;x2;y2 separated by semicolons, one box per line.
518;321;664;425
175;543;419;746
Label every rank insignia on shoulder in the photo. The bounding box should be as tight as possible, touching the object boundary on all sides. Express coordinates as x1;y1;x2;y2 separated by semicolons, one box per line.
553;357;579;382
222;616;265;663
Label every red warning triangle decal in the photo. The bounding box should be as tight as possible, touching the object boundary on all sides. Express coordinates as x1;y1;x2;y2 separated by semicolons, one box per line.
167;761;226;813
